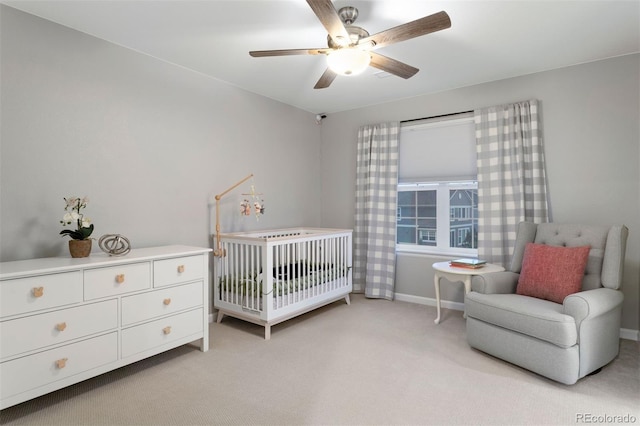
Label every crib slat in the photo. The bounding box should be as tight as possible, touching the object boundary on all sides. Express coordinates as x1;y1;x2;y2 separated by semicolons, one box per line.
232;243;238;306
305;240;310;295
247;244;252;310
320;237;325;293
329;237;333;290
251;244;256;311
340;236;345;287
250;244;255;310
242;243;248;309
273;245;279;309
286;243;291;306
312;239;318;297
252;244;256;310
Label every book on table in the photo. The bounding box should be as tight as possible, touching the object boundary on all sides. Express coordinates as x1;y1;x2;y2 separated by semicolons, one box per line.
449;258;487;269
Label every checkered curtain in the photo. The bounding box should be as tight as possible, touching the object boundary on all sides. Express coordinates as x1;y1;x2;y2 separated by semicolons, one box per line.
475;99;549;267
353;122;399;300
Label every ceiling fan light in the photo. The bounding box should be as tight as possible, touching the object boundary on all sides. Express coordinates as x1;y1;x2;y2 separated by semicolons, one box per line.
326;49;371;76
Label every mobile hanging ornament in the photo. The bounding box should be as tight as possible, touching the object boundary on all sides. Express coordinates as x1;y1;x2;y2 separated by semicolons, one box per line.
241;184;265;220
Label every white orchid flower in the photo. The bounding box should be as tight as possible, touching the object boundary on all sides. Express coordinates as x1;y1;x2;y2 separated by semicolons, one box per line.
62;211;80;223
81;217;91;228
65;197;79;208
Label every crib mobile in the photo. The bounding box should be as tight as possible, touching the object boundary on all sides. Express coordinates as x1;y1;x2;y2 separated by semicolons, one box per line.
213;173;264;257
240;184;265;219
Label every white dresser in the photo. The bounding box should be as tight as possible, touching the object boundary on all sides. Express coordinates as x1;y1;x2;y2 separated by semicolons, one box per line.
0;245;211;409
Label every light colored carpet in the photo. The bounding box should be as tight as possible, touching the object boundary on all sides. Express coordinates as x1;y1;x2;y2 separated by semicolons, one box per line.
1;294;638;425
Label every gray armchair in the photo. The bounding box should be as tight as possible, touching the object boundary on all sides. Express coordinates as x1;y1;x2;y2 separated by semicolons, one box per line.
465;222;628;385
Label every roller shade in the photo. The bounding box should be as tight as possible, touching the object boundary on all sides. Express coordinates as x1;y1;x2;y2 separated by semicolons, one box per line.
399;115;476;182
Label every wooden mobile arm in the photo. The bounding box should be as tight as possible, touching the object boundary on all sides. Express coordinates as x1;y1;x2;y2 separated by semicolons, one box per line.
214;173;254;257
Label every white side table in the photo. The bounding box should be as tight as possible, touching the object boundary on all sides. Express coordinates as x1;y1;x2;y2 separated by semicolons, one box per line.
432;261;505;324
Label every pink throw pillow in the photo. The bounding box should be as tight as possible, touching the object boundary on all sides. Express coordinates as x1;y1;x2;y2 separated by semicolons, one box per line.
516;243;590;304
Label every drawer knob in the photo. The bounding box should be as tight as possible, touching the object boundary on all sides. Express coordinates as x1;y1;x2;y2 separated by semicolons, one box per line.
116;274;125;284
56;322;67;332
177;265;185;273
163;326;172;335
55;358;68;369
163;298;172;306
32;287;44;298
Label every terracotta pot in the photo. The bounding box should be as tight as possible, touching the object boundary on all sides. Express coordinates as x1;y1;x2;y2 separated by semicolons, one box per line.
69;239;92;258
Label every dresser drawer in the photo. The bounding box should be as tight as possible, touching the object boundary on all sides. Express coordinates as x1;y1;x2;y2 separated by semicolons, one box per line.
84;262;151;300
1;300;117;360
0;332;118;401
121;308;203;358
153;255;204;288
0;271;82;318
121;281;203;326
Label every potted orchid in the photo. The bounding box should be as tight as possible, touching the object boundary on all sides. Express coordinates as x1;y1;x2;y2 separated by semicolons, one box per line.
60;196;94;257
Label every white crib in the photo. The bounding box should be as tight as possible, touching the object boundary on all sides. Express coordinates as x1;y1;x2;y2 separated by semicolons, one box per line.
214;228;352;339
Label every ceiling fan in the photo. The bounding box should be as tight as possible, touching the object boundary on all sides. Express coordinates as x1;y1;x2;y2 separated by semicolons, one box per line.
249;0;451;89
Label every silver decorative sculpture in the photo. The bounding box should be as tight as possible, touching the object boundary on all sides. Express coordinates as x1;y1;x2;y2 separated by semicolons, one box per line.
98;234;131;256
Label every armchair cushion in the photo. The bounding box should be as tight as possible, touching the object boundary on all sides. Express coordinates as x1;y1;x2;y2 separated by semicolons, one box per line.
516;243;590;303
465;292;578;348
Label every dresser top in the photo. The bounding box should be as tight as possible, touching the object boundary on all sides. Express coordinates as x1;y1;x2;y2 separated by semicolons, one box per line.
0;245;212;279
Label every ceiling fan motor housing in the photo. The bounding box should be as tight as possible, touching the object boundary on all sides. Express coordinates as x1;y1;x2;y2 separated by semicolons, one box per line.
327;25;369;48
338;6;358;25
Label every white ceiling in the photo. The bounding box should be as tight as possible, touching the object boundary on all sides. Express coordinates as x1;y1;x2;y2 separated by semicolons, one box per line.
3;0;639;114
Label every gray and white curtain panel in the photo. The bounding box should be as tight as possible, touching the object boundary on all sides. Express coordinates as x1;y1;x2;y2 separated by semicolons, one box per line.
475;99;550;266
353;122;399;300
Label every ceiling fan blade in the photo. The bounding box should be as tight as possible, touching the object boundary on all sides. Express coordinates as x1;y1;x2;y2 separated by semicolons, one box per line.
360;11;451;50
306;0;351;47
369;52;419;79
250;48;330;57
314;68;337;89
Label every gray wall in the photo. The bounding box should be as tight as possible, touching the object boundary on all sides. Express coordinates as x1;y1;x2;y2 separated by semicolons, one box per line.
319;54;640;332
1;5;322;262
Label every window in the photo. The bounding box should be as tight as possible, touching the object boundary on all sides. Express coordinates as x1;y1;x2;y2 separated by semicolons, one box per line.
397;187;436;246
397;114;478;256
397;181;478;255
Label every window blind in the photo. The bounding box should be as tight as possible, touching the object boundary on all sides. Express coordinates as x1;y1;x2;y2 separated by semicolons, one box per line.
399;114;476;183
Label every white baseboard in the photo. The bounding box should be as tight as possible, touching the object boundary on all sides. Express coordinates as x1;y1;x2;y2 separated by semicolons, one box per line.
394;292;465;312
619;328;640;341
394;292;640;342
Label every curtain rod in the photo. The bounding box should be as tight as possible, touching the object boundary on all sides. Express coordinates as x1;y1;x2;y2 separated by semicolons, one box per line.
401;110;473;124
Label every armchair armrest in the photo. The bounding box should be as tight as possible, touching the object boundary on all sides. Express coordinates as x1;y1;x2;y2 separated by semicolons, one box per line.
563;287;624;327
563;287;624;377
470;271;519;294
